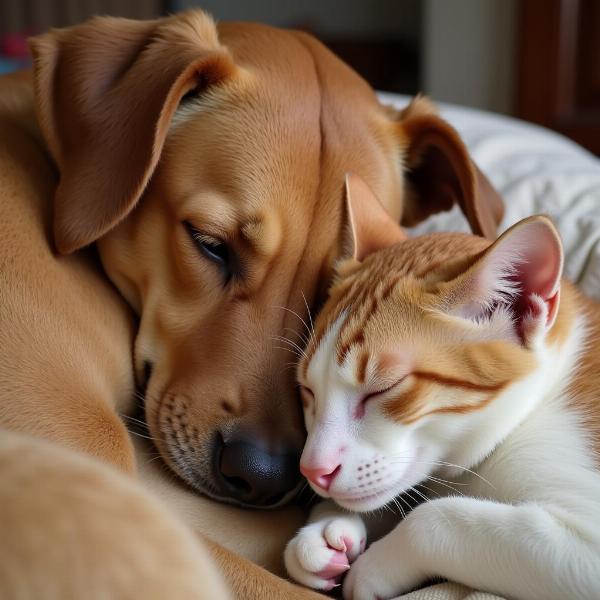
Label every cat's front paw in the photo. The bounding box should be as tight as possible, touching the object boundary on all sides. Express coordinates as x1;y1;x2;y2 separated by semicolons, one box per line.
285;515;367;591
342;532;424;600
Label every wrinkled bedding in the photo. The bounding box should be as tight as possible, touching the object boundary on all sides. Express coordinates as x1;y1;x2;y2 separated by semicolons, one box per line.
376;94;600;599
381;93;600;301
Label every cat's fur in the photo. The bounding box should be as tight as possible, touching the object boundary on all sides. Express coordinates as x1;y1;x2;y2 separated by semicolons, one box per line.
285;175;600;600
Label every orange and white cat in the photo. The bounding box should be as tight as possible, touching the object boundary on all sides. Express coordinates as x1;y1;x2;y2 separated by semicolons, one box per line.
285;175;600;600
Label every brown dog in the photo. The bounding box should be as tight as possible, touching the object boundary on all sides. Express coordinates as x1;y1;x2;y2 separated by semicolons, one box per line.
0;9;503;598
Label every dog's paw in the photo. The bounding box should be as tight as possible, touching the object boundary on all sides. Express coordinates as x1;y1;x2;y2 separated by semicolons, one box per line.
285;515;367;591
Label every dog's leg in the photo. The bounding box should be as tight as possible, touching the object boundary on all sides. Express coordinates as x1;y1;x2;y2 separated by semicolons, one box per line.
204;537;327;600
3;387;136;475
53;397;137;474
0;429;230;599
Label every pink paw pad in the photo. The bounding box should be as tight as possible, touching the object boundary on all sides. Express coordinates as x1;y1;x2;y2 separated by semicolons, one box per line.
316;550;350;579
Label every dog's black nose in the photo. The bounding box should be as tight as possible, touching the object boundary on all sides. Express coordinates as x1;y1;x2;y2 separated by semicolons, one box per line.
215;435;301;507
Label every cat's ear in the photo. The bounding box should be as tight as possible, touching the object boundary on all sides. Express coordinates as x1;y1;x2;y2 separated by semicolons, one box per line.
395;96;504;239
344;173;407;262
445;216;563;347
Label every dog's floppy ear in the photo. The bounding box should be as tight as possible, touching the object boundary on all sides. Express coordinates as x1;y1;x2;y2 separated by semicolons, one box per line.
29;11;235;254
396;96;504;239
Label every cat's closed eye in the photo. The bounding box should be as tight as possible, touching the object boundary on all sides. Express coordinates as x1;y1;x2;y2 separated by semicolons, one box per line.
356;376;408;418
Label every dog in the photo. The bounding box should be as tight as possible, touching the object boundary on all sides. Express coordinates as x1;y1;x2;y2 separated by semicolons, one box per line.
0;10;503;598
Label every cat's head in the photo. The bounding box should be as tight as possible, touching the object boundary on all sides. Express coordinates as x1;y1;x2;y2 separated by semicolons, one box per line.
297;175;565;512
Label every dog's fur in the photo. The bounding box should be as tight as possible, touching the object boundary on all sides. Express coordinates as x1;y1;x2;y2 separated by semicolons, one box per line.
0;10;503;598
0;429;231;599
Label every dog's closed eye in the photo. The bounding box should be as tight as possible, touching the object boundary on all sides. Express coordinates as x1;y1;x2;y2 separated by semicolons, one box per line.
184;221;232;282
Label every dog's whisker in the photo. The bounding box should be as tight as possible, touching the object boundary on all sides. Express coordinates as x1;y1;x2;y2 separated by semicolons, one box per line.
120;414;148;428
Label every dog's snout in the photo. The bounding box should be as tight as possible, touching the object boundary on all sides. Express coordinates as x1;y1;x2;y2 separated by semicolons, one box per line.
215;434;301;507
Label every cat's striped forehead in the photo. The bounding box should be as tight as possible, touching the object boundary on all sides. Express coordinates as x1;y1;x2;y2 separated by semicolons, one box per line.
299;232;539;423
301;232;490;375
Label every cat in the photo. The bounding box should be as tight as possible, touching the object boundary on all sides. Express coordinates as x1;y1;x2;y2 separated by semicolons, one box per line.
284;174;600;600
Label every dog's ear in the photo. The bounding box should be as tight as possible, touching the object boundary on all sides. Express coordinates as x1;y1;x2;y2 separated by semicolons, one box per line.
395;96;504;239
29;11;235;254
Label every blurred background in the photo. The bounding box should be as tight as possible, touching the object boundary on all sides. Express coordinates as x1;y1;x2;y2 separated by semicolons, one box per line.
1;0;598;153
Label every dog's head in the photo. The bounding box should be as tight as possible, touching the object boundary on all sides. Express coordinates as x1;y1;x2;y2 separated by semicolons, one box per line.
30;11;503;507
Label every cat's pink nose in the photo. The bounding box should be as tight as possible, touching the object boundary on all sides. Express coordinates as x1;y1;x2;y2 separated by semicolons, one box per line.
300;463;341;491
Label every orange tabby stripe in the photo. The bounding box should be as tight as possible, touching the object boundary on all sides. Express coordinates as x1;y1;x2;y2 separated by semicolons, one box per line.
384;371;504;424
412;370;507;392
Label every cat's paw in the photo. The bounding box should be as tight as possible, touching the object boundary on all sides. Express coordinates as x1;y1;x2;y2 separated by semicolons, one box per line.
342;531;424;600
285;515;367;591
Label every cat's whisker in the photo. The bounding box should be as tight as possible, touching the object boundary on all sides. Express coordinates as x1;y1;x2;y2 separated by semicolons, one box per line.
427;474;469;487
282;326;309;347
407;486;429;504
417;481;455;499
390;496;403;518
387;457;495;490
271;336;307;359
429;460;495;490
300;291;317;347
426;476;468;496
408;486;452;527
134;391;147;410
273;345;302;359
395;494;410;520
272;304;313;343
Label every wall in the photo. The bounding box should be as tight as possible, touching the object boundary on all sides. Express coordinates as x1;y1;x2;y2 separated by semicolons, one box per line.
173;0;421;41
423;0;517;114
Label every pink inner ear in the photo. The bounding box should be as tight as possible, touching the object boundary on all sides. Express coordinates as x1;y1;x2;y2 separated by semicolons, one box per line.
510;221;562;325
485;218;564;341
455;218;564;344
